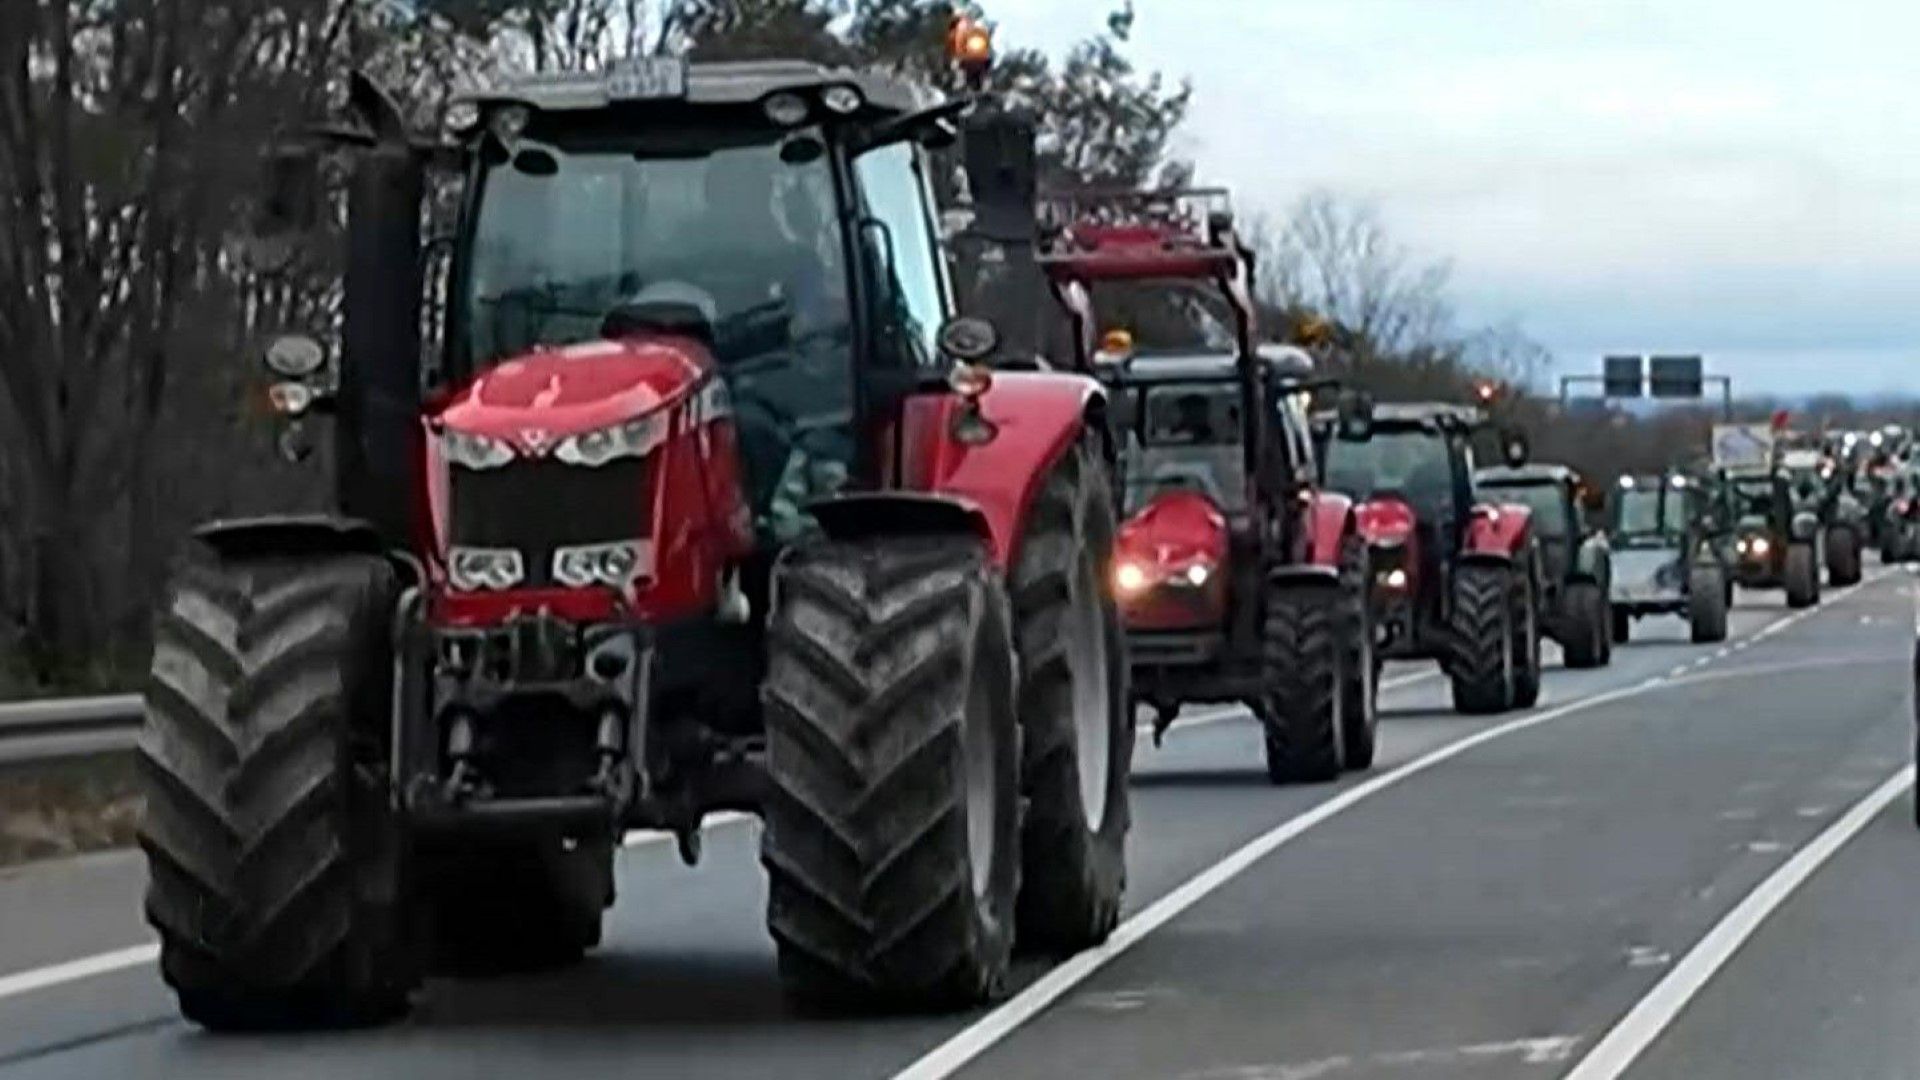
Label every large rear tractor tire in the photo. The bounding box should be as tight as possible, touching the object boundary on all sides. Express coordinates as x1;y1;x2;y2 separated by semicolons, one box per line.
1338;539;1379;772
1827;525;1863;586
1560;582;1608;669
761;536;1020;1010
1261;577;1346;784
138;550;421;1030
1449;562;1515;715
1510;564;1543;709
1689;564;1729;643
1785;541;1820;609
1009;443;1131;953
425;835;613;975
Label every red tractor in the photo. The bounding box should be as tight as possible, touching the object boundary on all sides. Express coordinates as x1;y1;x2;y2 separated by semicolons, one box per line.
1037;191;1374;783
1317;401;1544;714
136;46;1133;1029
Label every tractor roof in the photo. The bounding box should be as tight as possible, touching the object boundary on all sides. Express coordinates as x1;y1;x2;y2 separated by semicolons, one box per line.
1039;188;1243;282
460;58;931;117
1476;464;1577;486
1370;402;1486;429
1103;346;1317;387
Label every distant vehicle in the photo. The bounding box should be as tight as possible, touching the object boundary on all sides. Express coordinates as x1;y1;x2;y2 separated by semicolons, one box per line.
1720;464;1822;607
1318;402;1545;714
1605;472;1730;644
1474;460;1613;668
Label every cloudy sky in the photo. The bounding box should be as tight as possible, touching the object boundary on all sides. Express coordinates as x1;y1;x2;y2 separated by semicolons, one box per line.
997;0;1920;398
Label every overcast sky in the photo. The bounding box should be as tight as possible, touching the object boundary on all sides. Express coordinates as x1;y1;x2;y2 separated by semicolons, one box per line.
996;0;1920;398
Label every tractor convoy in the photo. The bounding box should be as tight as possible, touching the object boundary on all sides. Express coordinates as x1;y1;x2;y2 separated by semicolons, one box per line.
127;28;1906;1033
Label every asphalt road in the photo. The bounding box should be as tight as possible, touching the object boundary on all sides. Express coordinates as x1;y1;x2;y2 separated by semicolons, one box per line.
0;571;1911;1079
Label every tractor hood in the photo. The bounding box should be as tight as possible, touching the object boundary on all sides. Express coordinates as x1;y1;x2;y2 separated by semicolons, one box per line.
434;336;709;446
1354;497;1417;548
1114;490;1230;630
1117;490;1230;570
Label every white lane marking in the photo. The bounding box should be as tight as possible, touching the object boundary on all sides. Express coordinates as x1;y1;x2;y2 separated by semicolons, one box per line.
892;679;1693;1080
1562;765;1916;1080
0;945;160;1004
892;570;1894;1080
1666;665;1689;678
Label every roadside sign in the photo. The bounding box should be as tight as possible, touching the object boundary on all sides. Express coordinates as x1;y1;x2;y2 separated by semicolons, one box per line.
1603;355;1643;397
1648;355;1703;398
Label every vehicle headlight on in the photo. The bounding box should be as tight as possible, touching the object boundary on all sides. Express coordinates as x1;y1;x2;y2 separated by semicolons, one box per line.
1182;563;1211;587
442;429;515;470
448;546;525;591
554;414;668;468
1380;567;1409;590
1114;562;1148;594
554;540;652;588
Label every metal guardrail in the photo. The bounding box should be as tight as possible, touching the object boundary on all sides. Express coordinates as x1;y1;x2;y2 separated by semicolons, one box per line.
0;695;142;766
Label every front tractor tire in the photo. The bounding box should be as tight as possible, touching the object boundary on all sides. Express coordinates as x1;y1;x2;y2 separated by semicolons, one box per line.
138;549;421;1030
1689;564;1730;644
1826;525;1863;586
1450;562;1516;715
1009;444;1132;952
761;536;1020;1010
1560;581;1609;669
1339;540;1380;771
1261;577;1347;785
1510;565;1544;709
1785;541;1821;609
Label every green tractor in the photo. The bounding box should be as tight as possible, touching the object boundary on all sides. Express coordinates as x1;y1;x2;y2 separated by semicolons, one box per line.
1721;463;1823;608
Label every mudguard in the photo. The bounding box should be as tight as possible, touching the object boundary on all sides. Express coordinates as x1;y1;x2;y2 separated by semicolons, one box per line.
1790;510;1820;541
1572;535;1609;583
193;514;388;561
809;492;992;547
1464;503;1533;557
894;371;1103;568
1301;491;1356;568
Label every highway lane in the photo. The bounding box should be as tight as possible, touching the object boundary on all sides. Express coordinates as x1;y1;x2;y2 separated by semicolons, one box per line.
0;585;1865;1078
918;572;1912;1080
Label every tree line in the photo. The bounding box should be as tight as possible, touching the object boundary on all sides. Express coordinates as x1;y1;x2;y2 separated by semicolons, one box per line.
0;0;1889;693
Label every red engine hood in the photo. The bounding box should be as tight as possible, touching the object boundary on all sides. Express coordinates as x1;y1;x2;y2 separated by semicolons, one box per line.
1118;490;1230;568
1355;497;1417;547
432;335;710;448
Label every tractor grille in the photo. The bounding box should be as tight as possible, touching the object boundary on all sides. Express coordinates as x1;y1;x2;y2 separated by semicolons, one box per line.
448;456;654;587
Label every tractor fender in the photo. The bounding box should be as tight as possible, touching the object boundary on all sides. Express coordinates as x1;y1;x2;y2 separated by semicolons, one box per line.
807;492;993;548
1464;502;1533;557
1572;535;1609;583
894;371;1103;568
1301;491;1357;569
1268;564;1343;590
193;514;390;562
1790;510;1820;541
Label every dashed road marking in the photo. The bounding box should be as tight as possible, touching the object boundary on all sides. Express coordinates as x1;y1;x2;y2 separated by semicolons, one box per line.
1562;766;1916;1080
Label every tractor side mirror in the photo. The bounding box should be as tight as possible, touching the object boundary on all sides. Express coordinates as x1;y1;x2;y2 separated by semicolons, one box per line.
938;316;1000;363
1335;390;1374;442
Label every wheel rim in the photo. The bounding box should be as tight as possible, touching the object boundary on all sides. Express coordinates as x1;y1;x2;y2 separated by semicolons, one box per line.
962;648;998;903
1067;556;1113;831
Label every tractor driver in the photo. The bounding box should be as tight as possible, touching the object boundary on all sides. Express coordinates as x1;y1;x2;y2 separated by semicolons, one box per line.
1172;392;1219;444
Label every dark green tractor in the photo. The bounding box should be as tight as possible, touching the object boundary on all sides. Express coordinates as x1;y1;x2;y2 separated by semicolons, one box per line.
1721;464;1822;608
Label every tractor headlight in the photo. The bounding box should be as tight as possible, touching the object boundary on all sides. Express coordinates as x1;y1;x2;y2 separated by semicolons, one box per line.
554;414;669;468
442;429;515;470
1380;567;1409;590
1182;562;1211;587
553;540;652;588
448;546;525;591
1749;536;1770;556
1114;561;1148;594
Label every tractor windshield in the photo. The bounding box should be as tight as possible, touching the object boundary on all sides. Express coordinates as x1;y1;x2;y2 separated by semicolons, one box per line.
1614;487;1668;536
1120;382;1245;512
1090;279;1236;354
1322;429;1455;511
460;123;851;376
1483;484;1566;537
1730;475;1774;517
